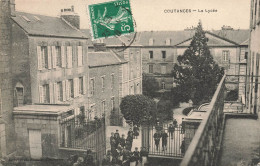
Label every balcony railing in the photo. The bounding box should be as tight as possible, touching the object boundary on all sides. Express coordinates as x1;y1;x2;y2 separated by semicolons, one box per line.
180;75;226;166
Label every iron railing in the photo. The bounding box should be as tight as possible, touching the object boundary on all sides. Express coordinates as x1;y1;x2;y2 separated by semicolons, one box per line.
180;75;226;166
141;123;198;158
59;117;106;162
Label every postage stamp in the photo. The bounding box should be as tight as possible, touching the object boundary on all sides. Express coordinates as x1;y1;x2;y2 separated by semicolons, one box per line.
88;0;135;40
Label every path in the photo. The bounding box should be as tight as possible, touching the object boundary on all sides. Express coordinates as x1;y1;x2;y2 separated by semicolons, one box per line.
172;102;190;124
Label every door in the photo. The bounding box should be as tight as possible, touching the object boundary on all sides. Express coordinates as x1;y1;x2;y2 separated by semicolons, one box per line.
29;129;42;159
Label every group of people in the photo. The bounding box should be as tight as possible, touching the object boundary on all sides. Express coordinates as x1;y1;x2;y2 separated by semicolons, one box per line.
70;149;95;166
103;126;146;166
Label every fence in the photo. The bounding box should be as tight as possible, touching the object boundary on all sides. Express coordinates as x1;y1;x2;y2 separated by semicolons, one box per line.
59;117;106;163
180;75;226;166
141;123;198;158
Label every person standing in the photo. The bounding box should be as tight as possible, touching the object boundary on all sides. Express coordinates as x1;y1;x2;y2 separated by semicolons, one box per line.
173;118;178;127
168;124;175;139
181;118;185;134
133;125;139;139
126;134;133;151
128;128;134;138
110;132;116;151
153;131;161;151
140;147;148;165
120;134;126;148
114;130;121;148
180;139;185;156
133;147;140;166
161;130;168;151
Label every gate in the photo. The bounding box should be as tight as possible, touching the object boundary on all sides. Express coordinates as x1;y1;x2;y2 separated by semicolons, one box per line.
59;117;106;163
142;123;197;158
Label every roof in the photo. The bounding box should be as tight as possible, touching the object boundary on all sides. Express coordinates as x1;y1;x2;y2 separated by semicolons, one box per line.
81;29;142;46
211;29;250;45
12;11;87;39
13;104;75;116
138;31;195;46
176;32;239;47
88;51;127;67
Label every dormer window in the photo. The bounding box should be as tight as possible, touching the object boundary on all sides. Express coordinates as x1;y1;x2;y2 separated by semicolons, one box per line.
166;39;171;45
34;16;40;21
149;38;154;46
21;15;30;22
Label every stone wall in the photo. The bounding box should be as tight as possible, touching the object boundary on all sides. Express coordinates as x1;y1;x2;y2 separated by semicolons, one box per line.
14;114;60;159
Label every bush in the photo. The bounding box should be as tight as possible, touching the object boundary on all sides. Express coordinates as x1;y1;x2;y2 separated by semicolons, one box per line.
157;99;173;121
182;107;194;116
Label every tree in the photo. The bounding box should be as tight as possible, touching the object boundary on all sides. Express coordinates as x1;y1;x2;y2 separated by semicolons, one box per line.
172;21;224;105
157;99;172;121
142;73;159;98
120;95;157;126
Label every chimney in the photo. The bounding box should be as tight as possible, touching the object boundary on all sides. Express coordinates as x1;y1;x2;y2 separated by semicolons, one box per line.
60;5;80;29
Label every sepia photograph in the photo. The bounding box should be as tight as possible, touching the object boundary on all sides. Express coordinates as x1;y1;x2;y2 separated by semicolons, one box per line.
0;0;259;165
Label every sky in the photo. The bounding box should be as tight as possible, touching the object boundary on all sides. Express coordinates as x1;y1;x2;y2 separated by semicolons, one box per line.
15;0;251;31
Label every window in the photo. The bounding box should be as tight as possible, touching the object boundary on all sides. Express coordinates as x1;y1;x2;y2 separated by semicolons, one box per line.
42;84;50;103
101;76;105;92
162;51;166;59
111;97;115;111
57;82;63;102
89;105;95;120
102;101;106;116
245;52;248;59
149;64;153;73
90;78;95;96
161;65;166;74
149;51;153;59
223;51;229;62
111;74;114;90
67;79;74;98
79;77;83;95
56;46;61;67
162;82;165;90
67;46;72;68
149;38;153;46
15;86;24;106
41;46;48;69
77;46;83;66
166;39;171;45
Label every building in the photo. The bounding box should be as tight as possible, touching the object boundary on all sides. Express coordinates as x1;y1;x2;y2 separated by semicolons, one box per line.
246;0;260;114
82;30;143;125
0;0;16;157
9;6;93;159
139;30;249;97
88;50;127;126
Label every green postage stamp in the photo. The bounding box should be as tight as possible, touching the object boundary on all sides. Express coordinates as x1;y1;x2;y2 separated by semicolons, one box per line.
88;0;135;40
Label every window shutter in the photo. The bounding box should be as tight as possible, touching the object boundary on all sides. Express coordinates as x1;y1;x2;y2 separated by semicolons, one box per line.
61;46;65;68
53;82;57;103
37;46;42;70
83;76;86;94
66;80;69;100
47;46;52;69
49;83;54;104
67;46;72;68
73;78;77;98
62;81;66;101
52;46;56;68
39;85;43;103
77;46;83;66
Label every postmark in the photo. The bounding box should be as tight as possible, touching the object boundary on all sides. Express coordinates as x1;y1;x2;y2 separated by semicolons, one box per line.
88;0;135;40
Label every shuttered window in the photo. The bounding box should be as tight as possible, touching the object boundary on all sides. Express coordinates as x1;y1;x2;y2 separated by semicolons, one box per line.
41;46;48;69
37;46;42;70
42;84;50;103
79;77;84;95
61;46;66;67
56;46;62;67
90;78;95;96
56;82;63;102
77;46;83;66
67;46;72;68
83;76;86;95
47;46;52;69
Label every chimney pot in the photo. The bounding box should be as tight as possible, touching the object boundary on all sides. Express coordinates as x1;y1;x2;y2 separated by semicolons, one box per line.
71;5;74;12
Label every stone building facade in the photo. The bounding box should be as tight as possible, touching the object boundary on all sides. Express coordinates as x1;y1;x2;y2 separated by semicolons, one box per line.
0;0;16;157
139;30;249;98
246;0;260;114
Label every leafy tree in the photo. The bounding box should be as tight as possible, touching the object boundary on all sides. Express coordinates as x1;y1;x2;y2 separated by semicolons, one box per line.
120;95;157;126
142;73;159;98
157;99;173;121
172;21;224;105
